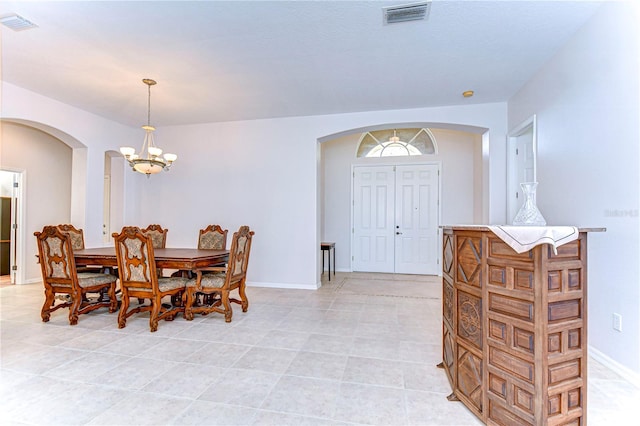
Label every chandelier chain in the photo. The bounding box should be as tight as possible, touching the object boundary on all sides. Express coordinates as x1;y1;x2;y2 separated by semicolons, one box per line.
147;81;151;127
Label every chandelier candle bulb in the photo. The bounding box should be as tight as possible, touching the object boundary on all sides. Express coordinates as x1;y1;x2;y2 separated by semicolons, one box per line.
148;146;162;157
119;146;135;157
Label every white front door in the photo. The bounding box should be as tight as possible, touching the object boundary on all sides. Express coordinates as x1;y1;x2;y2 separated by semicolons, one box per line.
395;164;439;274
352;164;440;274
352;166;395;272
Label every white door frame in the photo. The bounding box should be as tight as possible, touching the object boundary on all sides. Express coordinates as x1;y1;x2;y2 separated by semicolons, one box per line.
350;161;442;275
507;115;538;223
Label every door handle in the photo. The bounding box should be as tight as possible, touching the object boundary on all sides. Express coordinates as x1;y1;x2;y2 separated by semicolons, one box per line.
396;231;402;235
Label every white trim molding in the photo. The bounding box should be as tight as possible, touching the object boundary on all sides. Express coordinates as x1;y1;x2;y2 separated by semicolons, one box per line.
246;280;320;291
589;345;640;389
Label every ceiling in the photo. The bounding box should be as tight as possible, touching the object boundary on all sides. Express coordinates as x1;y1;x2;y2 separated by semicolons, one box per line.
0;1;603;128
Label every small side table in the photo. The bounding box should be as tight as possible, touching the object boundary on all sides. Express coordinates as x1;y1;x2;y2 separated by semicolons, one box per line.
320;242;336;281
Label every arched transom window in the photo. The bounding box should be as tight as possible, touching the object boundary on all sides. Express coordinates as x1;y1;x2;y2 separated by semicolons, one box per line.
356;128;438;158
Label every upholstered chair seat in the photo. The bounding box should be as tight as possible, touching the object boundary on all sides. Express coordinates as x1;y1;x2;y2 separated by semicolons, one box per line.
157;277;190;292
186;271;225;289
76;272;120;287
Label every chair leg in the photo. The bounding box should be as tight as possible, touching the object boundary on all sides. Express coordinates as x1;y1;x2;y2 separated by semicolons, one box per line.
184;287;195;321
118;295;130;329
149;298;161;332
221;290;232;323
238;282;249;312
69;292;81;325
41;288;55;322
108;284;118;313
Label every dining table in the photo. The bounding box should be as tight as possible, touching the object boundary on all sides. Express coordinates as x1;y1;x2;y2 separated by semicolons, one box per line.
74;247;229;271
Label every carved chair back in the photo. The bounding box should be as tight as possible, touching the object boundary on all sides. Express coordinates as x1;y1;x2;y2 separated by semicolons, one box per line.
113;226;160;293
198;225;228;250
226;225;254;285
141;224;168;249
57;224;85;251
34;225;79;291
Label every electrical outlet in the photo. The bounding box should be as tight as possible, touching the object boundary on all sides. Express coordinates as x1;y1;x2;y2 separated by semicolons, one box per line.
613;313;622;332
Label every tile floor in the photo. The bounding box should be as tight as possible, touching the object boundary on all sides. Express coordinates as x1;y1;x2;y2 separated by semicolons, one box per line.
0;272;637;425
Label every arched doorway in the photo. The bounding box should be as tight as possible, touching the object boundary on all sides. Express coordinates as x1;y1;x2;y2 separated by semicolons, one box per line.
318;122;488;275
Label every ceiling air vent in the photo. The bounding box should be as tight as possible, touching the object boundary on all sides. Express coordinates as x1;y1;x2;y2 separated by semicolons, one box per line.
383;2;431;25
0;14;38;31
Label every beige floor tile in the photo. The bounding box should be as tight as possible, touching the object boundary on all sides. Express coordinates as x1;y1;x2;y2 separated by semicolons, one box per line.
1;273;637;425
232;346;298;374
405;389;483;425
198;368;280;408
334;382;407;425
342;355;406;388
86;391;192;425
260;375;341;418
186;341;251;366
171;400;258;425
285;350;349;380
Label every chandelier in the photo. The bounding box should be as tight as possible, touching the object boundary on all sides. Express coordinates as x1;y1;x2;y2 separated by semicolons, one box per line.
120;79;177;176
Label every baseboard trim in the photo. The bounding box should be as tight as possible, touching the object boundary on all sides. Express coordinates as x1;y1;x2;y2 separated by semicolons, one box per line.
246;281;320;290
19;278;41;285
589;345;640;388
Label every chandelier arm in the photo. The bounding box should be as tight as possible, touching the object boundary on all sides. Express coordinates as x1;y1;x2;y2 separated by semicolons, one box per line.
141;131;151;159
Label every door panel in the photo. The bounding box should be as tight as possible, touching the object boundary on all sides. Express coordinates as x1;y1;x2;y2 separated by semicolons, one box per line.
395;165;439;274
353;166;395;272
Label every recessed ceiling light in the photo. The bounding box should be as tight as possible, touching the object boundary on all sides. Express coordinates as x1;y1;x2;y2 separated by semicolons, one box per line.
462;90;474;98
0;14;38;31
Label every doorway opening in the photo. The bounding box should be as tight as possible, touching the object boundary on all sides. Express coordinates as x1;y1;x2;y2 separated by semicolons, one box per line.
319;123;487;279
507;115;537;223
0;170;23;286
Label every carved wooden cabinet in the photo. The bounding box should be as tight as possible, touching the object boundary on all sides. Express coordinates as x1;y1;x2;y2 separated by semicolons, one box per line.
441;226;597;425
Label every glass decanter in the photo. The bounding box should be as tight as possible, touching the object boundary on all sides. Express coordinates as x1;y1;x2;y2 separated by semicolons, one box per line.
512;182;546;226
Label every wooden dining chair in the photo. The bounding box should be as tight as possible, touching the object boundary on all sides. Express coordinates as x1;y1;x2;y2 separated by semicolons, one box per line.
34;225;117;325
171;224;228;280
113;226;188;332
191;224;229;303
184;225;254;323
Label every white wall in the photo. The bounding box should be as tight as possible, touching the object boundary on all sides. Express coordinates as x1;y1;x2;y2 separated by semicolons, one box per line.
0;122;72;282
508;1;640;380
320;128;483;272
